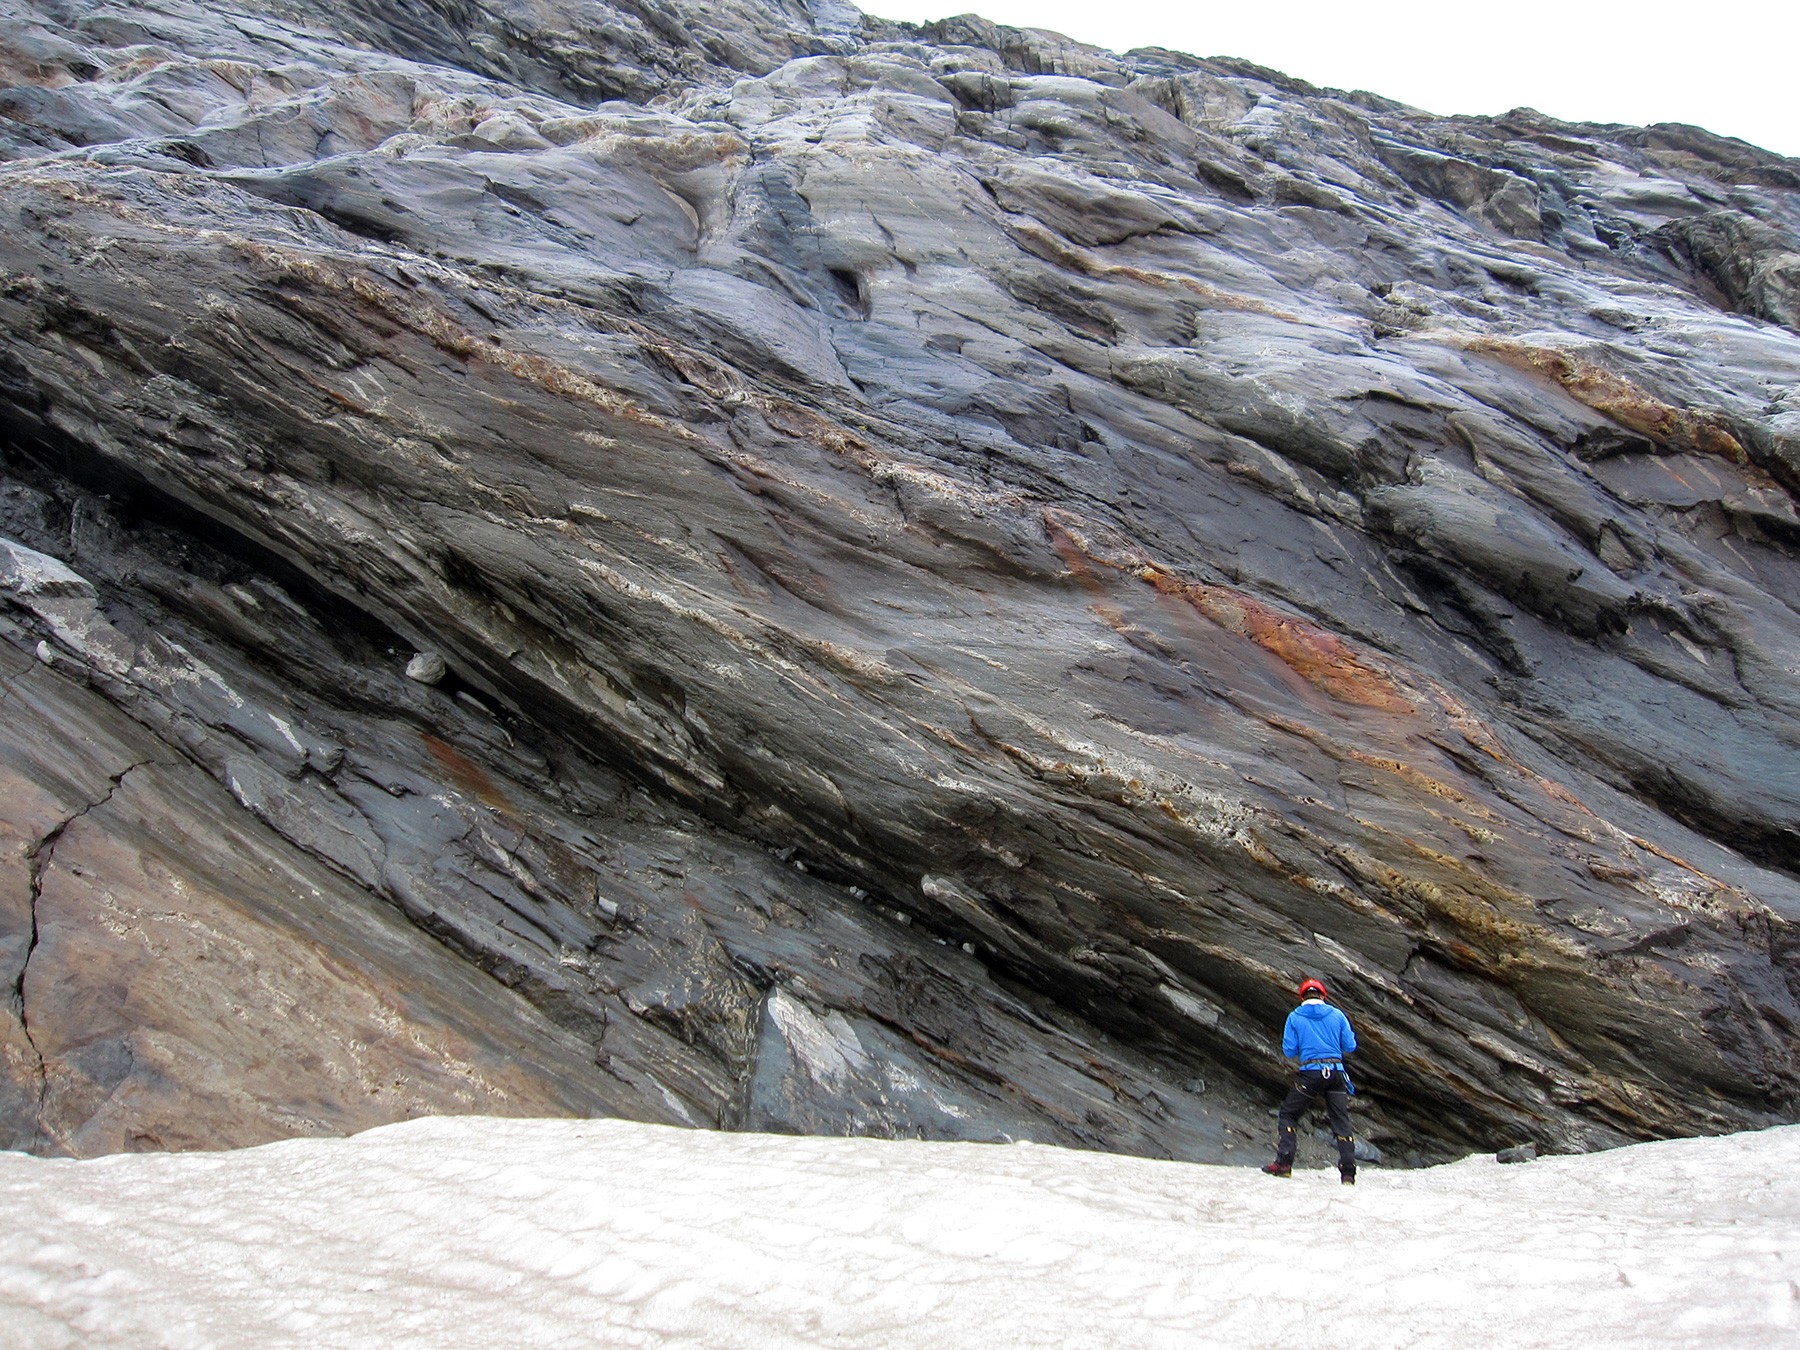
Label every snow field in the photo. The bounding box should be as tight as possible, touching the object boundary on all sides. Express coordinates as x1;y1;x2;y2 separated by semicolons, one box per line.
1;1116;1796;1348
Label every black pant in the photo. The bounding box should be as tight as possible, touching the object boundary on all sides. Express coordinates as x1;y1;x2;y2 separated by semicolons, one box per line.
1276;1069;1356;1172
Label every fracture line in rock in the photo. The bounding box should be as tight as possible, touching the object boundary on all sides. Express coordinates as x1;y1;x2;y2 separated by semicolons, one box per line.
17;760;152;1151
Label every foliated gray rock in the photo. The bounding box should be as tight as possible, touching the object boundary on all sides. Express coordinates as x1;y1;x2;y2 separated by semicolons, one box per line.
0;0;1797;1164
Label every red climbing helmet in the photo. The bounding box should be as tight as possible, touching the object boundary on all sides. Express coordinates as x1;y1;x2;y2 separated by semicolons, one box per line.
1297;978;1329;1002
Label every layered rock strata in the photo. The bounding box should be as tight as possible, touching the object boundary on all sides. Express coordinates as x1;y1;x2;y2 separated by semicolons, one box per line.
1;0;1798;1161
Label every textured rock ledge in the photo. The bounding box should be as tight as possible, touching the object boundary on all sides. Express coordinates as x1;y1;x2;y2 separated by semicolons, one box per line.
1;0;1798;1160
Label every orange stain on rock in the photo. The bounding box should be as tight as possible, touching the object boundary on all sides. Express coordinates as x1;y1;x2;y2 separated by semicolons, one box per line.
422;733;511;812
1049;530;1103;589
1465;337;1748;464
1144;568;1415;713
1042;509;1415;712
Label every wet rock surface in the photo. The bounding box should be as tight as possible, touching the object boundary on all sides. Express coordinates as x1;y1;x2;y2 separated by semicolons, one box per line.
0;0;1797;1162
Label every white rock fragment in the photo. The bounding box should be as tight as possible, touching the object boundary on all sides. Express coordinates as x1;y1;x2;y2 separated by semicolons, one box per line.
1160;984;1223;1027
405;650;447;685
766;987;870;1091
1;536;134;675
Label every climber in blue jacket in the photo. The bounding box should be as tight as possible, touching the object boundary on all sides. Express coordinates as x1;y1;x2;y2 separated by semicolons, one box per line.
1262;977;1360;1184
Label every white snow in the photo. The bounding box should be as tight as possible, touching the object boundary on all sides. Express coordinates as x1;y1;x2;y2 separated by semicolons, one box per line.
2;1117;1797;1348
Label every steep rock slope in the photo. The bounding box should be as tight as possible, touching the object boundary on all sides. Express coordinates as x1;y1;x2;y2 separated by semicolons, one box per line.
1;0;1798;1160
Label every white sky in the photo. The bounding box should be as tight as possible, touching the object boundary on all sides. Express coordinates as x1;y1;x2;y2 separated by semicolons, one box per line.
868;2;1800;159
3;1115;1798;1345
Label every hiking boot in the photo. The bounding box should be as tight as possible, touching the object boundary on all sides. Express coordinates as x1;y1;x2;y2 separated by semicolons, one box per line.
1340;1169;1356;1186
1261;1161;1291;1177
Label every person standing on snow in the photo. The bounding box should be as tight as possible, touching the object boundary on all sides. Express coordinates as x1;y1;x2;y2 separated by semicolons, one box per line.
1262;977;1360;1185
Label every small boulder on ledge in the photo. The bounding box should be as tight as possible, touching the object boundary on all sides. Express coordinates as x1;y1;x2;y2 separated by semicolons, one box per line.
405;651;447;685
1497;1144;1538;1164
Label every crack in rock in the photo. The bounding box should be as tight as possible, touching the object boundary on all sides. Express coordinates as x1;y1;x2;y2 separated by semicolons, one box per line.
15;758;152;1151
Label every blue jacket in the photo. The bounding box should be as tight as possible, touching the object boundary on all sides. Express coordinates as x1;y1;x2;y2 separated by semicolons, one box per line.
1283;1000;1357;1067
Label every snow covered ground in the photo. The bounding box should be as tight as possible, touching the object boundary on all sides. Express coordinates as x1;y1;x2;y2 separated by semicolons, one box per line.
1;1117;1796;1348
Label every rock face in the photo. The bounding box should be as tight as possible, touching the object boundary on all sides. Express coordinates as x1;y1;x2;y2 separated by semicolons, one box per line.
0;612;651;1154
1;0;1797;1162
